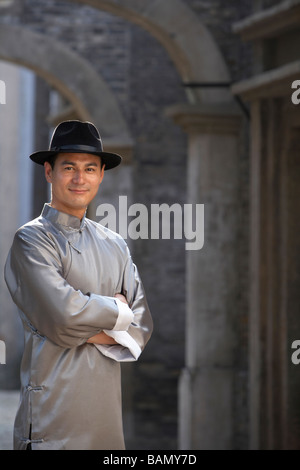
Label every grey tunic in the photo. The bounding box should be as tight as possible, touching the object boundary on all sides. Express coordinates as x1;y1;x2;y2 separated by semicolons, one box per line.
4;204;153;450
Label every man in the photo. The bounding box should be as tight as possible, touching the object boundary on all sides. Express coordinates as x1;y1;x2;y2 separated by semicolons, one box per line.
4;120;153;450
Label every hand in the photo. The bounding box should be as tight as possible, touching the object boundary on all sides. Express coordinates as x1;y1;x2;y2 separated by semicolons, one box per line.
114;293;128;305
87;294;129;345
87;331;117;345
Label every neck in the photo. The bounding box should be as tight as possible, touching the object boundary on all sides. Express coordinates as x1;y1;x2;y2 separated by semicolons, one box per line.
50;202;86;221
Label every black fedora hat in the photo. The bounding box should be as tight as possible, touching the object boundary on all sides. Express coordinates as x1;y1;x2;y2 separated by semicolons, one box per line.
29;120;122;170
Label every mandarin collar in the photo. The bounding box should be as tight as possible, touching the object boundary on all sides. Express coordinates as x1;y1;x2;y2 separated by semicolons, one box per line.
41;204;86;231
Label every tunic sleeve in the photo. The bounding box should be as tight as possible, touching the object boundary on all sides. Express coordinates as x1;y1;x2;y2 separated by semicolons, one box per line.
4;228;131;349
95;245;153;361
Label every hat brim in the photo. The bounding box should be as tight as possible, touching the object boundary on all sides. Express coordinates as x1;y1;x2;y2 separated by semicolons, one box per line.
29;149;122;170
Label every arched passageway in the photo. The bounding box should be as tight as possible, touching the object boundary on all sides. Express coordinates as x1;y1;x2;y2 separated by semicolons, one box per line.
0;23;132;146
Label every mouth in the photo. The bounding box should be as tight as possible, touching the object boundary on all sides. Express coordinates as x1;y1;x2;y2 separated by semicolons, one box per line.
69;189;89;194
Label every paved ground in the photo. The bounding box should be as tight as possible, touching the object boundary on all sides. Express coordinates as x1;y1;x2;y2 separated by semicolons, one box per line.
0;390;19;450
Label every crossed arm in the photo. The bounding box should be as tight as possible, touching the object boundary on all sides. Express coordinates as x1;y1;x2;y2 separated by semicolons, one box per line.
5;230;152;355
86;293;128;345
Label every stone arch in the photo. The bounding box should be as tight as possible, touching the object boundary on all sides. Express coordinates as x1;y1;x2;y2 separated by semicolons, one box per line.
69;0;232;103
0;23;132;146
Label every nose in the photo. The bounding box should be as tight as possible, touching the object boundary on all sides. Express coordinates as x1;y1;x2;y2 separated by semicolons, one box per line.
72;170;85;184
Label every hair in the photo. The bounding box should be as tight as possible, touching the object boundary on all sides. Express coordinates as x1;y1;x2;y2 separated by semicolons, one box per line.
47;154;57;169
46;153;104;169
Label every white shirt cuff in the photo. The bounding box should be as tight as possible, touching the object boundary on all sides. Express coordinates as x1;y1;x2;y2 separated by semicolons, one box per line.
113;298;134;331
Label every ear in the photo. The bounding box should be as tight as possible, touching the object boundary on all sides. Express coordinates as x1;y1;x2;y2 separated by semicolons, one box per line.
44;162;52;183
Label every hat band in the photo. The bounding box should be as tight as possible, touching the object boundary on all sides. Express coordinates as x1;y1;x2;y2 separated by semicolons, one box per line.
51;144;102;153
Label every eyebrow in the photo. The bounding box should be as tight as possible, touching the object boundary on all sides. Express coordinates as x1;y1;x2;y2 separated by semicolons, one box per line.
60;160;99;167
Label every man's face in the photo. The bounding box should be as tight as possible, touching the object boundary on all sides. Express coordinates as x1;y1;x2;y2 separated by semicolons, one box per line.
44;153;105;219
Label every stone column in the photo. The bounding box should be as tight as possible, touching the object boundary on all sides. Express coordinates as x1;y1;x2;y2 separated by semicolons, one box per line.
247;97;300;450
167;103;241;449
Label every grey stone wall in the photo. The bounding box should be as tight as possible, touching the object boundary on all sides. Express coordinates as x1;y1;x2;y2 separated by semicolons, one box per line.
184;0;253;82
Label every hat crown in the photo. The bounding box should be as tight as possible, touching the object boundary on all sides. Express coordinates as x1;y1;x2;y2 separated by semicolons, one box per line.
29;119;122;170
50;120;103;152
